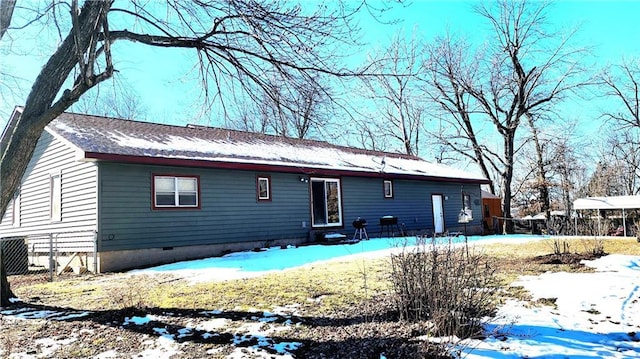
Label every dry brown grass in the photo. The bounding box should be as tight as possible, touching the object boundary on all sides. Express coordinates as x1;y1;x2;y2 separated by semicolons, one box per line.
480;236;640;258
11;256;392;316
9;236;640;315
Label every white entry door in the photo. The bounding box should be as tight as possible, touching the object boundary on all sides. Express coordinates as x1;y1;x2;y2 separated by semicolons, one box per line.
432;194;445;234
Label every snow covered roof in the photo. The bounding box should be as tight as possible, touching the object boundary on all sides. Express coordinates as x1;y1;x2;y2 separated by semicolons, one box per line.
573;195;640;210
519;210;566;221
45;112;490;184
481;189;500;199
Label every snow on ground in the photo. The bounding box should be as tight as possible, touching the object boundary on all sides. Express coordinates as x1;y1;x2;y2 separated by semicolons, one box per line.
2;234;640;358
459;253;640;358
129;234;539;282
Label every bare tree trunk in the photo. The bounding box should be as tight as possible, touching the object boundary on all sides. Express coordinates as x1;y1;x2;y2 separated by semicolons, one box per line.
0;242;15;306
0;1;110;306
0;0;18;310
526;114;551;219
502;133;516;234
0;0;15;39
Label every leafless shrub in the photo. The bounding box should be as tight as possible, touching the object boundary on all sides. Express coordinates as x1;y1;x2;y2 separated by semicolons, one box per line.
388;235;499;339
575;215;613;237
581;237;606;257
574;216;608;257
108;275;156;309
547;216;569;235
551;238;570;255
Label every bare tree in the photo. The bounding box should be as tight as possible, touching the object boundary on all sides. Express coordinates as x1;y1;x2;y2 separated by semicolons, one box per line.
581;161;626;197
598;130;640;195
524;113;551;219
425;0;588;233
424;33;497;192
358;30;425;156
553;137;587;217
599;59;640;129
229;74;334;139
0;0;386;306
513;119;587;223
596;58;640;196
282;79;334;139
71;78;148;120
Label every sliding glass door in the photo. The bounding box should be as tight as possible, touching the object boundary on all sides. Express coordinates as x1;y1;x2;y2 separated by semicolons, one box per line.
311;178;342;227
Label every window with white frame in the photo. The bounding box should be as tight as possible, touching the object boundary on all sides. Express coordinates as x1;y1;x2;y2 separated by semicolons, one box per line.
50;173;61;221
311;178;342;227
383;180;394;198
257;176;271;201
153;175;200;208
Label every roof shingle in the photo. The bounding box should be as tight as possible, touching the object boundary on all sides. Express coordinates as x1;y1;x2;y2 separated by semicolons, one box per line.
46;112;489;183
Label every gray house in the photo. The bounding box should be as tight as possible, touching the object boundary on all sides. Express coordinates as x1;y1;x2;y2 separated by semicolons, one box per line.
0;108;490;272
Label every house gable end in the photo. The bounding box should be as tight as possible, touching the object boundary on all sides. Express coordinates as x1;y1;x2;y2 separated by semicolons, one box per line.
44;126;87;162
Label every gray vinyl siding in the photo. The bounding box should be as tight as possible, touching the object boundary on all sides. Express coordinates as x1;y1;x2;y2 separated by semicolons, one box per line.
97;162;483;252
97;163;311;251
0;130;98;237
341;177;482;236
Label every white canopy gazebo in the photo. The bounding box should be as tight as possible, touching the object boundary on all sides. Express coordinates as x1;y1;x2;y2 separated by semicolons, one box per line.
573;195;640;236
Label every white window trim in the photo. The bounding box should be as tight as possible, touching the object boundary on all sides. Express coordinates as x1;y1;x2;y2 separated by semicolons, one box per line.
50;172;62;222
311;177;343;227
384;180;394;198
153;175;200;209
257;176;271;201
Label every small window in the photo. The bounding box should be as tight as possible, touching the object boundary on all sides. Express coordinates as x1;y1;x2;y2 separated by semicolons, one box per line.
257;176;271;201
50;173;62;222
153;175;200;209
383;180;394;198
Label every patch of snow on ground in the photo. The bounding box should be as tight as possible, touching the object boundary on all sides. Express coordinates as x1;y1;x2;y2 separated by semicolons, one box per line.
131;234;544;283
134;335;181;359
93;349;119;358
123;314;157;326
228;315;302;357
459;253;640;358
0;307;91;321
118;309;302;358
194;318;232;333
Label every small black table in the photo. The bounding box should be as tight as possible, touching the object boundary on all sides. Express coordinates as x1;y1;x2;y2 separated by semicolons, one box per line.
379;216;401;237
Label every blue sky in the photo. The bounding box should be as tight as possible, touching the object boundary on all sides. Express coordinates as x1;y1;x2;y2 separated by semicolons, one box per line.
1;1;640;140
